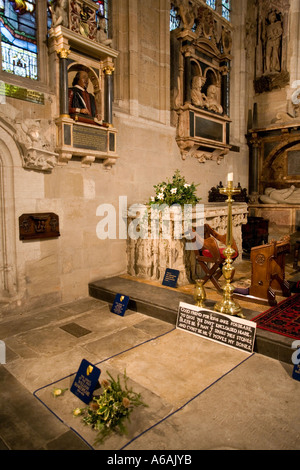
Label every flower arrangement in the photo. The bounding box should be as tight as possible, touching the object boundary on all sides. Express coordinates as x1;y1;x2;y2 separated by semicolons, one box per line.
148;169;200;206
73;370;147;444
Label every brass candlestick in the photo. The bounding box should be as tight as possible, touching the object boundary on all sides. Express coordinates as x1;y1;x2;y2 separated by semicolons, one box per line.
194;279;206;308
214;180;244;318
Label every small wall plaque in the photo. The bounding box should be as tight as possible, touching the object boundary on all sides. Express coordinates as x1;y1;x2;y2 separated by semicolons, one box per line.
19;213;60;240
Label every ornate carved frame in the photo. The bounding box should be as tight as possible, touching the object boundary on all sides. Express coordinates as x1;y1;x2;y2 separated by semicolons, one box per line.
171;2;233;164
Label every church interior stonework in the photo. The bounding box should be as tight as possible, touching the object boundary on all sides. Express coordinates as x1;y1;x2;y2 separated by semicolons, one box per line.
1;0;300;452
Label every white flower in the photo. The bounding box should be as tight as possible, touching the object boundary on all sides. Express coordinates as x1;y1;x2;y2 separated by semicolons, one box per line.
73;407;82;416
171;188;177;194
150;196;155;201
157;193;164;200
184;184;190;188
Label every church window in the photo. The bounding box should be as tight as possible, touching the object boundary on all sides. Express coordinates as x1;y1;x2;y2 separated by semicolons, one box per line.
0;0;38;80
170;4;180;31
92;0;111;36
92;0;108;19
206;0;216;10
221;0;230;21
206;0;231;21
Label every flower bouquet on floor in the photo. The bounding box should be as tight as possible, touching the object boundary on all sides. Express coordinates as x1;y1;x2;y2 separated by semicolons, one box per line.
73;370;148;444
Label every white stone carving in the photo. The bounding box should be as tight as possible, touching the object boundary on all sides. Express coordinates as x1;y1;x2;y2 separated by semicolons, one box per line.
127;203;248;286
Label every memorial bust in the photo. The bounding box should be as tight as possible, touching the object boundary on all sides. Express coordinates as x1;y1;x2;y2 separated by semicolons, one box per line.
68;70;102;125
191;76;206;107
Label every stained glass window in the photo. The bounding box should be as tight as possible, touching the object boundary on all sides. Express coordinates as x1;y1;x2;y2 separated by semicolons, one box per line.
222;0;230;21
206;0;230;21
0;0;38;80
92;0;109;19
170;4;180;31
92;0;110;38
206;0;216;9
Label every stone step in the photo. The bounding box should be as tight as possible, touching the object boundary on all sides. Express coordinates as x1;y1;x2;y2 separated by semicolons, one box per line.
89;276;295;365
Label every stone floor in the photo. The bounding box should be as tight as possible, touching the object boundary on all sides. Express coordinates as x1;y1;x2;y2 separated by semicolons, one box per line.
1;256;300;451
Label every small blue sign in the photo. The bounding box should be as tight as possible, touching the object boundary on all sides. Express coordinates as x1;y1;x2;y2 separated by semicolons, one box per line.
111;294;130;316
162;268;180;288
292;364;300;382
70;359;101;404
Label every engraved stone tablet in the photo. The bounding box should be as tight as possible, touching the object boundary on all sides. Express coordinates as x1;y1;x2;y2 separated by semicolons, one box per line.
73;124;107;152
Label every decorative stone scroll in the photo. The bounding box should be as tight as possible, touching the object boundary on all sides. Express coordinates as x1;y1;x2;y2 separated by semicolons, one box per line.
126;203;248;286
0;113;58;173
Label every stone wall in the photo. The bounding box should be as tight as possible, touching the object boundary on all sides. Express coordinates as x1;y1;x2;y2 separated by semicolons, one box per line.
0;0;253;315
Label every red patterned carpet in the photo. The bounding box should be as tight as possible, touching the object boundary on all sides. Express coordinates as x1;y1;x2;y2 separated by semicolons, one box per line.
252;294;300;339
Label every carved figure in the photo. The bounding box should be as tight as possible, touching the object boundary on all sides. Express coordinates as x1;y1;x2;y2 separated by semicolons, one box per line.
68;70;102;124
264;10;282;73
203;85;223;114
191;75;206;107
50;0;69;28
260;186;300;204
173;0;197;30
96;16;112;46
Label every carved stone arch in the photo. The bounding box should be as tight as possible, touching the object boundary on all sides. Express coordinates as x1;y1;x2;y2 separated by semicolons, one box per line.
195;38;220;58
190;58;202;78
262;136;300;187
0;124;20;301
67;62;102;118
203;67;220;87
263;136;300;168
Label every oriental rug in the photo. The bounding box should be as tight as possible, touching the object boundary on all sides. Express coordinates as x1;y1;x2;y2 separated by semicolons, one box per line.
251;293;300;339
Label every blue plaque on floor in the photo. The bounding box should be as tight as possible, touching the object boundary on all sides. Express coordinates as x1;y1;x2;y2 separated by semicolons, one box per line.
111;294;130;316
162;268;180;288
71;359;101;404
292;364;300;381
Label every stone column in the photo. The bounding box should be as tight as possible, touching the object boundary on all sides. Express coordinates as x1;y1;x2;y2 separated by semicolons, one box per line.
57;47;70;117
248;133;260;203
221;63;230;115
103;64;115;125
184;52;191;104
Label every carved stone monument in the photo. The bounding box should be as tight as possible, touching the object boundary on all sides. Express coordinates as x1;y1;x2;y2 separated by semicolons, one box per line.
48;0;119;168
245;0;290;93
171;1;232;164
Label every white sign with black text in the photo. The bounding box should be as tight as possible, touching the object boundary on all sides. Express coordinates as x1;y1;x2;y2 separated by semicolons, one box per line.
177;302;256;354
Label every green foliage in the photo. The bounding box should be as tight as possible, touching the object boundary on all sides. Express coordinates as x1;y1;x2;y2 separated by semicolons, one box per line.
73;370;147;444
148;169;200;206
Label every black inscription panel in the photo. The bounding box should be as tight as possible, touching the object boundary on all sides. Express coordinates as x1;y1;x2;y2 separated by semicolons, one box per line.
287;150;300;175
177;302;256;354
195;116;223;142
73;124;107;151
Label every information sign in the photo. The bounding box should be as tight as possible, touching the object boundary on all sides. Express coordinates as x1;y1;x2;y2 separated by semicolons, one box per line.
177;302;256;354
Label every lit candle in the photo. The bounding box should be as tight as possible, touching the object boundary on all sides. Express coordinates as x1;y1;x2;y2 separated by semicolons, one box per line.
227;172;233;182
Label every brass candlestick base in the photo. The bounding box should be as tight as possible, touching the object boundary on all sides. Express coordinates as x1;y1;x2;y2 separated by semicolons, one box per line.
194;279;206;308
214;181;244;318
